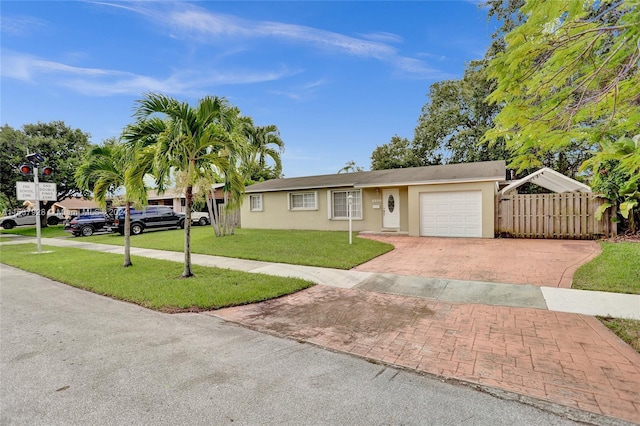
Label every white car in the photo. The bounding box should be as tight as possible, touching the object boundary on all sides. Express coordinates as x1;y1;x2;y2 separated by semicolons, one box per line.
0;210;66;229
191;211;210;226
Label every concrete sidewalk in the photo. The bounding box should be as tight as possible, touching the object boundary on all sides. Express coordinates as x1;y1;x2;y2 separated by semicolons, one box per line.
9;236;639;320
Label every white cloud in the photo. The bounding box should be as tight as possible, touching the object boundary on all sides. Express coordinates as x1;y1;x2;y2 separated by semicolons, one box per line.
359;32;403;44
0;15;47;36
268;78;328;101
1;50;296;96
97;1;441;78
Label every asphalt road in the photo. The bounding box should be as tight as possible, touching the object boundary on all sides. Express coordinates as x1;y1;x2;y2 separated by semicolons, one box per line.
0;264;578;425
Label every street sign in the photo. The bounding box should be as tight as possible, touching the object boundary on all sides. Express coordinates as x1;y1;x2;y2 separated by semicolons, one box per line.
38;183;57;201
16;182;36;200
16;182;57;201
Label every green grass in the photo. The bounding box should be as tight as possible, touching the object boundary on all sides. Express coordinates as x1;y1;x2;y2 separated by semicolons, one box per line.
83;228;394;269
575;242;640;352
0;243;314;312
598;317;640;353
0;225;68;238
573;242;640;294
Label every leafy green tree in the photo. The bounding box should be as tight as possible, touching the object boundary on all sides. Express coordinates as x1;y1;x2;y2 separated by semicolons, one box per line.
0;121;91;226
484;0;640;174
128;93;246;278
483;0;526;59
242;118;285;182
370;135;423;170
414;60;508;165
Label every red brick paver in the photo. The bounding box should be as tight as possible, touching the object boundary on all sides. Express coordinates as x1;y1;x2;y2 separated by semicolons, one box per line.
355;235;602;288
214;286;640;424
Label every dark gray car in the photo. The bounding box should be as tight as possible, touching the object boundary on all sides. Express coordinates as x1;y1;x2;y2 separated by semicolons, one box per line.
109;206;185;235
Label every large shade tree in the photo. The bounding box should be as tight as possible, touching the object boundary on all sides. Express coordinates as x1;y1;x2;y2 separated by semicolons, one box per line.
370;135;423;170
371;60;508;171
0;121;91;224
413;59;509;166
127;93;246;278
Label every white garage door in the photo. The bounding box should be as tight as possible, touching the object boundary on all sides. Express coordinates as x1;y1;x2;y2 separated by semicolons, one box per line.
420;191;482;237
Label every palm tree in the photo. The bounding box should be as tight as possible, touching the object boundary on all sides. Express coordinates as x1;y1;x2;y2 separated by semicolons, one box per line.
76;139;147;267
129;93;246;278
338;160;364;174
242;117;285;182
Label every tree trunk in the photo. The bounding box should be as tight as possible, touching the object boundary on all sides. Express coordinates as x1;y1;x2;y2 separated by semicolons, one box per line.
209;189;221;237
123;201;132;267
182;185;194;278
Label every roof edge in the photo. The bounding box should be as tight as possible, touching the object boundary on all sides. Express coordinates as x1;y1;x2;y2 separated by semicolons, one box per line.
356;176;504;189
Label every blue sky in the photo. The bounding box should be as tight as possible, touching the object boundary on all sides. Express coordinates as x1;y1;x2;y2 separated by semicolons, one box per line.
1;1;496;177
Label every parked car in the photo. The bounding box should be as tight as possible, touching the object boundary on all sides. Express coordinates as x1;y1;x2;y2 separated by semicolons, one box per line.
108;206;185;235
191;211;210;226
64;212;109;237
0;210;66;229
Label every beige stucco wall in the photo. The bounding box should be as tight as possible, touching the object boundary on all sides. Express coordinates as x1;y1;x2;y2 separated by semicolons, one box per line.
241;182;495;237
407;181;497;238
241;187;391;232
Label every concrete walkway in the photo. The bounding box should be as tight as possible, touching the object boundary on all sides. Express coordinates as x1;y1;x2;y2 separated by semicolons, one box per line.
2;236;640;424
10;236;638;320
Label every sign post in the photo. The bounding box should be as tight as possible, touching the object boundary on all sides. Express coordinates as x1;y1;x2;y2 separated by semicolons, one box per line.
33;164;42;253
348;194;353;245
16;153;56;254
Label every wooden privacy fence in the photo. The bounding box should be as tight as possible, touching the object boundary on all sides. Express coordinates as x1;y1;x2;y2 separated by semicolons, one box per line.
496;192;612;239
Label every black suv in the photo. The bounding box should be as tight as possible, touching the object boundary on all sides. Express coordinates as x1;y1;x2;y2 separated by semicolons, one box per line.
109;206;185;235
64;212;109;237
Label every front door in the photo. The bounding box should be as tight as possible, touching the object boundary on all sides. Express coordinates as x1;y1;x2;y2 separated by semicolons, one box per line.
382;189;400;229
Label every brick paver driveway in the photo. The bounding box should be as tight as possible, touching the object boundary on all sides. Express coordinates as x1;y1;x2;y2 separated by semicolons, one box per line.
354;235;602;288
215;286;640;424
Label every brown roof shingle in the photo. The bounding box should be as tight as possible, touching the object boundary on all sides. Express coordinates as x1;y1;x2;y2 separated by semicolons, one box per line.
246;160;506;193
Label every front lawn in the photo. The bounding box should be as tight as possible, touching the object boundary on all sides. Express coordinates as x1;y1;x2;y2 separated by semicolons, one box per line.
83;228;394;270
572;241;640;353
0;225;67;238
599;317;640;353
573;242;640;294
0;243;314;312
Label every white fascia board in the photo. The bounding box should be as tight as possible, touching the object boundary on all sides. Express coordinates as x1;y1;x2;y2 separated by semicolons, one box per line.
246;183;356;193
355;177;505;189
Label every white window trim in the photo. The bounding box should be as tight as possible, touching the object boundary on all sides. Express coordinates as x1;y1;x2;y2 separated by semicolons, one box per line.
328;189;362;220
288;191;318;211
249;194;263;212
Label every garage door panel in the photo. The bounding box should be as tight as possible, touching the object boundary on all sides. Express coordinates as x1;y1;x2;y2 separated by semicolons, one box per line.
420;191;482;238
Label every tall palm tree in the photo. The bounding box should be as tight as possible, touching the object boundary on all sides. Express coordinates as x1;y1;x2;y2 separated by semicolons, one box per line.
76;139;147;267
129;93;246;278
337;160;364;174
242;117;285;182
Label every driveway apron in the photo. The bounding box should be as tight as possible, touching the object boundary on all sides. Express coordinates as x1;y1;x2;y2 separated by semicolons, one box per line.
354;235;602;288
214;286;640;424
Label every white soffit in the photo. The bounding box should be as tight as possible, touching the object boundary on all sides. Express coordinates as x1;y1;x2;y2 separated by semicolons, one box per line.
500;168;591;195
